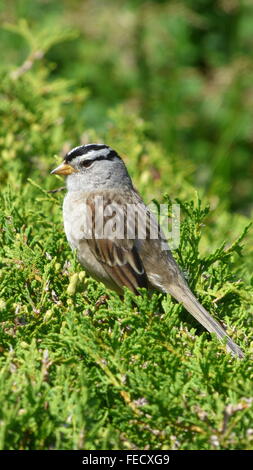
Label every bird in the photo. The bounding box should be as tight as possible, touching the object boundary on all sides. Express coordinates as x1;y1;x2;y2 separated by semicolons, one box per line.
51;143;244;358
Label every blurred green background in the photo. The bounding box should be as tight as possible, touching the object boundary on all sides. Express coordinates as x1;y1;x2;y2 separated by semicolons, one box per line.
1;0;253;214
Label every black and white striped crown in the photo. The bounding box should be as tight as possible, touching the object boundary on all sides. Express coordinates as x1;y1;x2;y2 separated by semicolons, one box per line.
65;144;119;163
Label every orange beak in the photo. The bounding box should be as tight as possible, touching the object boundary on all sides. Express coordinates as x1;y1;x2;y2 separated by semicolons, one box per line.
50;162;77;176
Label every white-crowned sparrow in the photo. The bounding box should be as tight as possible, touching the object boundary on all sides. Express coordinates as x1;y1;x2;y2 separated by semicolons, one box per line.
51;143;243;358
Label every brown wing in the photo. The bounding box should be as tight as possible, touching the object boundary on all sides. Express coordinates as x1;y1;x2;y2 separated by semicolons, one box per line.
87;237;148;295
85;191;149;295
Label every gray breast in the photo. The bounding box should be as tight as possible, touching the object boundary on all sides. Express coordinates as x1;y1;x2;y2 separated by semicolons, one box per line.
63;191;118;290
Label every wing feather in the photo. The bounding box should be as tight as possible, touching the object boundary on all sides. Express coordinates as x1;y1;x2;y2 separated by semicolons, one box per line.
85;193;148;294
87;238;148;294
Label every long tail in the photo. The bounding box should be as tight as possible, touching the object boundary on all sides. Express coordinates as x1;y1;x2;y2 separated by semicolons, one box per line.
167;281;244;358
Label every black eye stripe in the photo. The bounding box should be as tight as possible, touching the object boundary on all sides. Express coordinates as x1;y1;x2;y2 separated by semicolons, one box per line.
81;160;93;168
81;153;117;168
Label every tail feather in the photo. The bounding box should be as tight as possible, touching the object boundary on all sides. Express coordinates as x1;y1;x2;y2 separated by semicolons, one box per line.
168;282;244;358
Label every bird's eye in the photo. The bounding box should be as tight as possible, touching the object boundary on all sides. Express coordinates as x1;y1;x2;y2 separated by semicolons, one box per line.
81;160;93;168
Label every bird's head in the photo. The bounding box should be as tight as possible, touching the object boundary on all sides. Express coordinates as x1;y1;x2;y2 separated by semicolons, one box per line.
51;143;132;191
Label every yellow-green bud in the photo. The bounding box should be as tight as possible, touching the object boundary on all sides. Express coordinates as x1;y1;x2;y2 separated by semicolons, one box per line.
67;273;79;296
